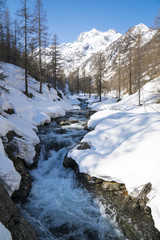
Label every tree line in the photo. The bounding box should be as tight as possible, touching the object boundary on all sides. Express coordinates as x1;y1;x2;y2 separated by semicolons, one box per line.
1;1;160;102
0;0;64;95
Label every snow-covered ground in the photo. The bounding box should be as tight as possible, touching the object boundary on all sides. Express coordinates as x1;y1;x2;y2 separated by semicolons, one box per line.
68;77;160;231
0;222;12;240
0;62;74;197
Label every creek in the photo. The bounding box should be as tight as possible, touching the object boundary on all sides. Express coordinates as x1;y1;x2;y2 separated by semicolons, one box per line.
18;102;125;240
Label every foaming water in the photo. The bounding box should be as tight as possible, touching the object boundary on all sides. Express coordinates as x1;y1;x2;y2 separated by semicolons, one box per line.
20;110;125;240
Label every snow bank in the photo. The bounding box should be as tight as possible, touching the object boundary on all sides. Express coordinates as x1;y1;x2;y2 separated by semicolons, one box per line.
68;77;160;231
0;138;21;196
0;222;12;240
0;62;73;195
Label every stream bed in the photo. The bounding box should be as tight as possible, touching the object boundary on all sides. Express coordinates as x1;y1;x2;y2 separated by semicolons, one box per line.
18;106;125;240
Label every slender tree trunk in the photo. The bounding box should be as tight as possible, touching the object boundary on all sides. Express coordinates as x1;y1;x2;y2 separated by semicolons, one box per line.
137;31;141;106
88;77;91;98
24;0;28;95
129;46;132;94
118;47;121;100
38;0;42;93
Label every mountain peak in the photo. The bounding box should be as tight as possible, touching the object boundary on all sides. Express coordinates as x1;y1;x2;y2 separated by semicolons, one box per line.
77;28;121;43
77;28;101;42
130;23;150;34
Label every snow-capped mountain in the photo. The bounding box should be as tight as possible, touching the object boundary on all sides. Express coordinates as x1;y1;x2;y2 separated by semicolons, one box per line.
60;28;122;75
77;23;157;82
58;23;156;78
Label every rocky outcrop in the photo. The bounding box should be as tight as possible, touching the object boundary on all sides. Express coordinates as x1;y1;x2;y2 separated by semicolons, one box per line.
63;154;160;240
0;180;37;240
2;131;39;201
0;130;39;238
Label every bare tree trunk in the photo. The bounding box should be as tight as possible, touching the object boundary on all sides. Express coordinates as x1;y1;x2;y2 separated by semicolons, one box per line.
137;31;141;106
129;45;132;95
88;77;91;98
24;0;28;95
118;46;121;100
38;0;42;93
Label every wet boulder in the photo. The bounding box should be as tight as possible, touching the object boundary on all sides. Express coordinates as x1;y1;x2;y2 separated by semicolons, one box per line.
77;142;90;150
63;154;79;173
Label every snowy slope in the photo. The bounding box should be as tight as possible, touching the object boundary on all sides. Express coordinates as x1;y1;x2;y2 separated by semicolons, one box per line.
68;76;160;231
0;62;73;196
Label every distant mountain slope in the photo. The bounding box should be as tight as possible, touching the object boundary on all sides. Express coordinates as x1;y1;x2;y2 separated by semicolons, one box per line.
58;28;122;75
58;24;156;77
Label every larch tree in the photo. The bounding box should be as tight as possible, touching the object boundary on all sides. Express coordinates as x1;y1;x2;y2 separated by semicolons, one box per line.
0;0;6;61
76;68;80;94
117;45;121;100
154;9;160;29
136;30;142;106
17;0;32;95
127;33;133;95
94;52;106;102
50;33;61;89
4;8;11;63
33;0;48;93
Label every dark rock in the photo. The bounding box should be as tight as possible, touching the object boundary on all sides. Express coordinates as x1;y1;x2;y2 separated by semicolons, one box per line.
69;119;79;124
55;128;67;134
45;139;71;152
63;154;79;173
57;90;63;99
2;131;39;201
85;110;97;119
59;120;70;126
77;142;90;150
73;171;160;239
4;108;15;115
10;155;32;202
0;180;37;240
83;229;99;240
101;181;120;191
49;223;70;238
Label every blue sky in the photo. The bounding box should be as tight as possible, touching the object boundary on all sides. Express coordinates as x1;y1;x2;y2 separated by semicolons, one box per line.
7;0;160;43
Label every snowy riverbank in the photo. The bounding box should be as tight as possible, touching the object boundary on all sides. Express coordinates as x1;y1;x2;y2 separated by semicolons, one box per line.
68;77;160;232
0;62;76;238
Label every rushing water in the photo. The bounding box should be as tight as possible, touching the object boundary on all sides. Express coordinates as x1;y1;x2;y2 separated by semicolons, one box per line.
19;106;125;240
